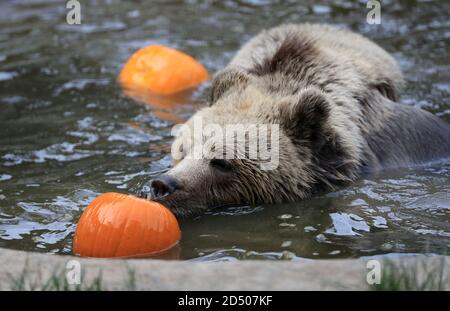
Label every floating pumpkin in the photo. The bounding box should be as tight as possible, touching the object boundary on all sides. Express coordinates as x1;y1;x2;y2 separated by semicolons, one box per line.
73;192;180;258
118;45;208;95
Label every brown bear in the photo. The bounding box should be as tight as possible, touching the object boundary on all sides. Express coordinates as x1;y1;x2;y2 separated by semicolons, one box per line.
144;24;450;217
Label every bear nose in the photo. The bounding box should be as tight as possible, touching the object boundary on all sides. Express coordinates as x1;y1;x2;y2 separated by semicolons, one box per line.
150;175;178;198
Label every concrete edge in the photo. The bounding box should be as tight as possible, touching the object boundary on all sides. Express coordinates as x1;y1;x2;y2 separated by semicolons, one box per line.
0;247;448;290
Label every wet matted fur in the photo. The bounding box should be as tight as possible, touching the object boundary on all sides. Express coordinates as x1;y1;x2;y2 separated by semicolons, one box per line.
148;23;450;216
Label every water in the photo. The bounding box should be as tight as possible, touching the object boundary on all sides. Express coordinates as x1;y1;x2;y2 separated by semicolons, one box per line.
0;0;449;260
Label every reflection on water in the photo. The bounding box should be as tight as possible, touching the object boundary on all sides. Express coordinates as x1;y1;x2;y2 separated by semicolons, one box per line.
0;0;449;261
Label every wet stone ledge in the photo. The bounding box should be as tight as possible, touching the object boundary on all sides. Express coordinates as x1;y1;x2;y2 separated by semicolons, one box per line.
0;247;448;290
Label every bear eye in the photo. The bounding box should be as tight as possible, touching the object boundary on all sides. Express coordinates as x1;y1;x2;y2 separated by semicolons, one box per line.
210;159;232;172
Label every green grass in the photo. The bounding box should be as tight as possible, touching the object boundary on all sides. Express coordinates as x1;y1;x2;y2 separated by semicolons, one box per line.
371;257;448;291
8;258;137;291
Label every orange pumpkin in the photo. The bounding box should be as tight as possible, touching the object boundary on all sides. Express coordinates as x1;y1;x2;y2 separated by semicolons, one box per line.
118;45;208;95
73;192;181;258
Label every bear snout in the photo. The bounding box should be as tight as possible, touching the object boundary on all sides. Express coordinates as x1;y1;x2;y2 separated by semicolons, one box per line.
149;175;179;199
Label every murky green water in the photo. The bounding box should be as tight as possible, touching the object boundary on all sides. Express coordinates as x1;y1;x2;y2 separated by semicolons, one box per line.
0;0;449;261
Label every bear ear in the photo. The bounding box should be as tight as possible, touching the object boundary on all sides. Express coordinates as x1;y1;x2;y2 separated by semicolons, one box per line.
280;88;359;187
279;88;332;151
371;79;398;102
208;67;250;105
